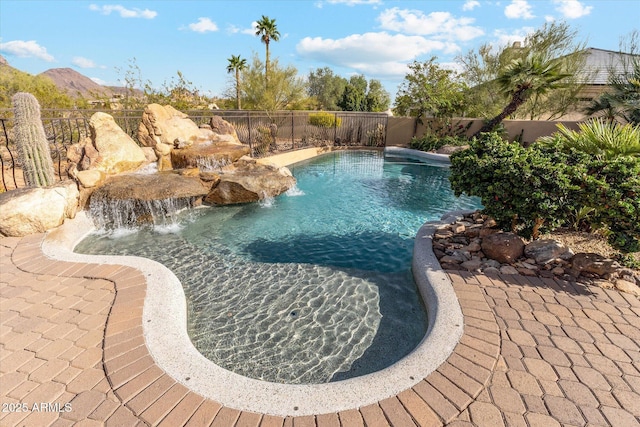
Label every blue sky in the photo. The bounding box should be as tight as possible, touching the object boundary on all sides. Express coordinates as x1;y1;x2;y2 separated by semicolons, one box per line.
1;0;638;103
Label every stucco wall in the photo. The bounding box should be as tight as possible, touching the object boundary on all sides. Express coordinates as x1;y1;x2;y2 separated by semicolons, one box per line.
387;117;583;146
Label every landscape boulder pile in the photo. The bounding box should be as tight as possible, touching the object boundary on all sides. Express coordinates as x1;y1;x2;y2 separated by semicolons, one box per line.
433;211;640;296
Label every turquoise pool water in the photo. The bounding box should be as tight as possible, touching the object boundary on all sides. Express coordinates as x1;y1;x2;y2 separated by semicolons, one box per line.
76;150;481;384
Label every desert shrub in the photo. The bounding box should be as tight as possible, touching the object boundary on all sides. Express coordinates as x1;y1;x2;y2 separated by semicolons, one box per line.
449;132;640;252
308;112;341;128
537;118;640;160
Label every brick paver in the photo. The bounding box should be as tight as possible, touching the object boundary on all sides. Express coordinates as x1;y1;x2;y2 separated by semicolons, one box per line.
1;234;639;426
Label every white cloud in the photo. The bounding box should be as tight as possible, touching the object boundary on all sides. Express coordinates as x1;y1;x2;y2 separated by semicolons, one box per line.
0;40;54;61
89;4;157;19
492;27;535;49
72;56;97;68
552;0;592;18
504;0;535;19
377;8;484;41
462;0;480;11
297;32;456;78
188;17;218;33
90;77;107;85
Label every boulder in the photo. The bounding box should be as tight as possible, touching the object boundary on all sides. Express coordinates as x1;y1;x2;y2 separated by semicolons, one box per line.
205;160;296;205
210;115;241;144
571;253;621;276
88;172;211;227
524;239;574;264
91;172;210;202
137;104;246;171
89;112;147;174
0;181;79;237
481;232;525;264
614;279;640;296
171;142;250;170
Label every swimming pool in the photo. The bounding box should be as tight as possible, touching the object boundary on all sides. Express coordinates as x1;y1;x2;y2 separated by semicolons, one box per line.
75;150;481;384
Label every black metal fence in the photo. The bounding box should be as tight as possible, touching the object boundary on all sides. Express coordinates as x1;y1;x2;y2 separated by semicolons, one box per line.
0;109;388;191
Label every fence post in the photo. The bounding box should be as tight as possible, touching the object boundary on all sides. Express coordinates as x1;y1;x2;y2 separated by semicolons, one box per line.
291;111;295;150
247;111;253;154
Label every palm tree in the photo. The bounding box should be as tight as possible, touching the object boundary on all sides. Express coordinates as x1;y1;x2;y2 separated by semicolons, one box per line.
226;55;247;109
255;15;280;84
475;54;571;136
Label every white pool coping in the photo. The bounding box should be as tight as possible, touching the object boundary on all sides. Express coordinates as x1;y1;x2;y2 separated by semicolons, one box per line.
42;148;467;416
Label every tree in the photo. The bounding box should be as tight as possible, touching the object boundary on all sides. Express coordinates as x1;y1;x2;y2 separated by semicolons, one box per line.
307;67;347;110
365;79;391;112
339;75;368;111
255;15;280;85
586;30;640;125
227;55;247;109
394;57;466;119
475;54;571;135
238;54;306;111
458;21;587;120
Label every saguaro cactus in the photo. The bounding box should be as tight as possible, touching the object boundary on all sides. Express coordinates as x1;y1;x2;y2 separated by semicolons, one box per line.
12;92;55;187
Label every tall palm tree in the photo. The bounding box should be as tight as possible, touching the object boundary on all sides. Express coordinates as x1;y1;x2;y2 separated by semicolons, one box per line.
226;55;247;109
255;15;280;84
475;54;571;136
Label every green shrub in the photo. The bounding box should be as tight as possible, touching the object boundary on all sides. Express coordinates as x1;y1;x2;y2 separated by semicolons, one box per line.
308;112;341;128
449;132;640;252
537;118;640;160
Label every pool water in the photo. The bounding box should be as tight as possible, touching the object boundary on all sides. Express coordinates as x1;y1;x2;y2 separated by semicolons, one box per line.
75;150;481;384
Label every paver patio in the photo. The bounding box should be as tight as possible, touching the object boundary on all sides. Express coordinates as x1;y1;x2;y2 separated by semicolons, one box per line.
1;234;639;426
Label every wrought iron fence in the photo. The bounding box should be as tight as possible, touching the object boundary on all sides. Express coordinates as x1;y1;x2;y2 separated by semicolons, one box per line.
0;109;388;191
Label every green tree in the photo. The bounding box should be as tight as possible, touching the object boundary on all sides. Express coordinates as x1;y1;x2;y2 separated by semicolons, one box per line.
365;79;391;112
475;53;571;135
307;67;347;110
255;15;280;85
339;75;368;111
394;57;466;119
239;54;306;111
0;63;78;110
459;21;587;120
226;55;247;109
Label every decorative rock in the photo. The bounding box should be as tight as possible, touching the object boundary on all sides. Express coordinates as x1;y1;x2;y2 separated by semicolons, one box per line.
0;181;79;236
481;232;525;264
461;259;483;271
461;242;482;252
572;253;621;276
524;239;574;264
451;223;466;233
500;265;519;275
482;259;502;269
171;142;250;170
439;255;463;264
205;161;296;205
479;227;500;238
551;266;565;276
210;115;241;144
614;279;640;296
89;112;147;174
76;169;105;188
517;267;538;276
90;172;210;202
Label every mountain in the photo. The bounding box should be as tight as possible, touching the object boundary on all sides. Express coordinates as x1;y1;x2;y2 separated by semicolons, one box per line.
39;68;113;99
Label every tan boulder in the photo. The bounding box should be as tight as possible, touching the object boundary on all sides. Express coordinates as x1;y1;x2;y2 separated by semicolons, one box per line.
89;112;147;174
138;104;212;149
0;181;79;236
481;232;525;264
76;169;106;188
205;160;296;205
